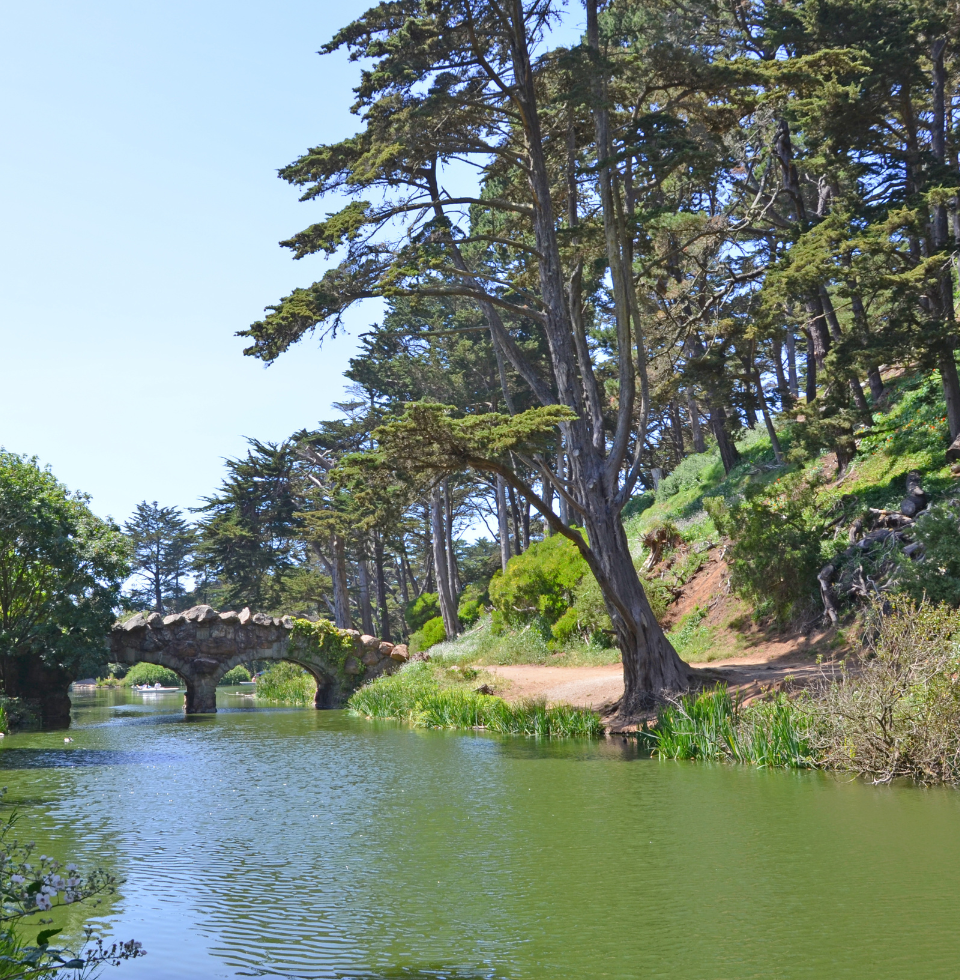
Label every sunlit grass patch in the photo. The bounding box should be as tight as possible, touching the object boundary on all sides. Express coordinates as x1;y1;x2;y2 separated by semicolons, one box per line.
348;662;604;737
428;615;621;667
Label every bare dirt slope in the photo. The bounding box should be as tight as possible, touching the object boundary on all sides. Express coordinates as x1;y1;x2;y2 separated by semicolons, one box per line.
486;551;843;728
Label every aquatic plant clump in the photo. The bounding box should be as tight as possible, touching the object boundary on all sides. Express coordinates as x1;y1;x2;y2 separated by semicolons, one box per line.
348;667;604;738
649;686;814;769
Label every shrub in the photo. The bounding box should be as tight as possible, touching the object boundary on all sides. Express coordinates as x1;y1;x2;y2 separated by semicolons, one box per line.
409;615;447;654
712;473;827;624
219;664;252;686
123;662;181;687
550;607;582;645
255;661;316;704
457;582;487;628
405;593;441;632
806;601;960;784
894;502;960;607
489;534;588;626
458;598;482;628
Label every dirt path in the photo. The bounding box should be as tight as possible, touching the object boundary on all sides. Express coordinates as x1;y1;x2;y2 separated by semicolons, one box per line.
486;643;839;730
484;552;843;728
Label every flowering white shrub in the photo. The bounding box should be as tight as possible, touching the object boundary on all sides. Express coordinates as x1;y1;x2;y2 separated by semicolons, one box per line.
0;790;144;978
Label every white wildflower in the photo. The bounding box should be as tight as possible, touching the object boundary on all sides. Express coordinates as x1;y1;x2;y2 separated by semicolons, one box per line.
35;894;51;911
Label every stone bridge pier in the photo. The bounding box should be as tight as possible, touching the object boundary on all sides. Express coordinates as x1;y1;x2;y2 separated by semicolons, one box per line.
108;605;406;714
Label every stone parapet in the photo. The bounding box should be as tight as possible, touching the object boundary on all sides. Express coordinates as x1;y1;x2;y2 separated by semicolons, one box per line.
108;605;406;714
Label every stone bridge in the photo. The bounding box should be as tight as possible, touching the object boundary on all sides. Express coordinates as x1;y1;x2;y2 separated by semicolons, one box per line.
109;605;406;714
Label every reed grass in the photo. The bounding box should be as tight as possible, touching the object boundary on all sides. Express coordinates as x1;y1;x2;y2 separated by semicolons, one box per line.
648;686;814;768
348;665;603;737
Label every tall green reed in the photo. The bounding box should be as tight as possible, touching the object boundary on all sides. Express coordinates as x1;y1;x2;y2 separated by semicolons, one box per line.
649;686;813;768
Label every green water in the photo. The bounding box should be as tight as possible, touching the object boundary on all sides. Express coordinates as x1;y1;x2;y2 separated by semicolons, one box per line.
1;687;958;979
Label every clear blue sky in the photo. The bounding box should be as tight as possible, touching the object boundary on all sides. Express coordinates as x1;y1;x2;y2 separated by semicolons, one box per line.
1;1;584;528
1;0;378;524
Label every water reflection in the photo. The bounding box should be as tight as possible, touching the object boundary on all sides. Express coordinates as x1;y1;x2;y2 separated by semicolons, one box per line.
0;688;958;979
0;749;180;769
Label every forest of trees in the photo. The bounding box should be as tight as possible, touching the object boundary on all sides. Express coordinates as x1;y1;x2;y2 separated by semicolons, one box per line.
114;0;960;714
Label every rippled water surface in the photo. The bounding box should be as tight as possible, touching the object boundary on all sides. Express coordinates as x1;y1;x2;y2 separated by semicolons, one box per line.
2;687;960;979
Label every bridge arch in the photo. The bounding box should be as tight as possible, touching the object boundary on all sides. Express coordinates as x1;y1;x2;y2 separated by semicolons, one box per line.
108;606;407;714
211;651;338;709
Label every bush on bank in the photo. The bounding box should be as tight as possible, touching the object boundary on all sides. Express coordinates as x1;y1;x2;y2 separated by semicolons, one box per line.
120;663;180;688
219;664;252;686
255;661;316;705
648;602;960;786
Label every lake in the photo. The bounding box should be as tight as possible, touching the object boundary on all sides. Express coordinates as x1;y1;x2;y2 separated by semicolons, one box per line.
0;686;958;979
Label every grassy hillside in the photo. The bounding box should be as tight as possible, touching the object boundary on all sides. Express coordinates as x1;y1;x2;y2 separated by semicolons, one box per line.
435;369;956;668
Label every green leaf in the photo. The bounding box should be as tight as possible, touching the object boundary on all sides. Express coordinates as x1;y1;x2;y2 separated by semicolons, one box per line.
36;928;62;946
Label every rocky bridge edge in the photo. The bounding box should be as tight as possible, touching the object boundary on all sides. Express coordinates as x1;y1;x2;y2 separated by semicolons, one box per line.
109;605;408;713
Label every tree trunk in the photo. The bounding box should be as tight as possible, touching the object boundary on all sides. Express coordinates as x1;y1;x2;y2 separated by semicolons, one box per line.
709;403;741;474
688;395;706;452
773;338;790;408
431;485;460;638
542;467;555;535
804;330;817;402
930;38;960;441
496;475;511;571
668;401;686;462
578;485;690;717
423;504;435;593
754;370;784;464
507;484;523;557
373;530;391;642
331;533;352;629
557;453;571;526
785;330;800;400
357;558;374;636
442;479;461;597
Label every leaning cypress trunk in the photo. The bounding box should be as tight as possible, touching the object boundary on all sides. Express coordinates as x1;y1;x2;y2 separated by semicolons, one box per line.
578;473;690;714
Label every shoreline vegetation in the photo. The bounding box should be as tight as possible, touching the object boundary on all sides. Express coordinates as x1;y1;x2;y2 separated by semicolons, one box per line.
345;601;960;788
648;602;960;786
347;661;604;737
